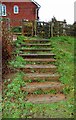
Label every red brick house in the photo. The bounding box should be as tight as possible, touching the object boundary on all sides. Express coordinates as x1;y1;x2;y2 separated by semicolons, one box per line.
0;0;40;26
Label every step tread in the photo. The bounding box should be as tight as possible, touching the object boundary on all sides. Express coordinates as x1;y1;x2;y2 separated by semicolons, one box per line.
26;94;65;103
24;73;59;77
20;48;51;50
24;39;50;42
19;53;55;56
24;64;57;69
24;73;59;81
24;58;56;62
23;44;51;46
21;81;64;92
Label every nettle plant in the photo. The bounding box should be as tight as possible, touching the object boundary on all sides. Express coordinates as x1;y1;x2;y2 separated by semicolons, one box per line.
14;35;26;47
9;56;26;68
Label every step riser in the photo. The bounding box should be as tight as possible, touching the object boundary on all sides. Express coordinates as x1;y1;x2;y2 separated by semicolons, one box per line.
23;76;59;81
24;62;55;64
20;55;55;59
20;68;57;73
20;50;51;52
21;86;63;93
24;40;51;42
21;45;51;47
24;41;50;44
26;94;65;104
24;59;56;63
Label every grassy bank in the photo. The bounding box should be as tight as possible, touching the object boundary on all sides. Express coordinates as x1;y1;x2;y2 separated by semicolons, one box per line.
3;36;74;118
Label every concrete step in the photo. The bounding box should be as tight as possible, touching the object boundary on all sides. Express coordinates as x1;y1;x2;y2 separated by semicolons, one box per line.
19;53;55;58
20;64;57;73
21;81;64;93
26;94;65;103
23;73;60;81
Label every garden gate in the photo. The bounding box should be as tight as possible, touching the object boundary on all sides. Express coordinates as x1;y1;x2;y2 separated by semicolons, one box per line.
22;20;51;38
36;21;51;38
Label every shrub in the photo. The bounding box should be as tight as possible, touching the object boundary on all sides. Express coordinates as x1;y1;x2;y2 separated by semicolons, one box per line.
12;27;22;33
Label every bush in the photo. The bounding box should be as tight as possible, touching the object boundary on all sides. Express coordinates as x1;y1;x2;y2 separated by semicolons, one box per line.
12;27;22;33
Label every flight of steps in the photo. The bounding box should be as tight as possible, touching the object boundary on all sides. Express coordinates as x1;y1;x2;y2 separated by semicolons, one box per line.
19;39;65;103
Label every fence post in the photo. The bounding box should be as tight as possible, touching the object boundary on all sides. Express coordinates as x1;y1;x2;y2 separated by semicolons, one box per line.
51;22;54;37
0;17;2;38
34;20;37;36
32;21;34;36
49;22;51;38
22;19;24;35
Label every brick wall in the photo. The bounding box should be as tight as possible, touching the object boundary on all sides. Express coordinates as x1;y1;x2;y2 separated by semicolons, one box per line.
2;2;37;26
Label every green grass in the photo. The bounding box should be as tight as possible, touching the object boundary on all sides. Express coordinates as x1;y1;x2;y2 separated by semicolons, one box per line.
3;36;74;118
50;36;74;94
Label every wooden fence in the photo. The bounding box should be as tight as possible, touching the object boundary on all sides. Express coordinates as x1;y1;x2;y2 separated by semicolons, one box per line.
22;20;51;38
65;24;74;36
22;20;35;36
51;19;67;37
36;21;51;38
74;23;76;36
22;20;53;38
4;18;75;38
22;19;75;38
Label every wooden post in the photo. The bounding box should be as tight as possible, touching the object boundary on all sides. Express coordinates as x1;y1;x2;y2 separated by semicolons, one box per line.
32;21;34;36
22;19;24;35
51;22;54;37
34;20;37;36
49;22;51;38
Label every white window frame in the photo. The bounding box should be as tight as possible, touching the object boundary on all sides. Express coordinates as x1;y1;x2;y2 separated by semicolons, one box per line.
0;4;6;16
14;5;19;14
0;4;2;16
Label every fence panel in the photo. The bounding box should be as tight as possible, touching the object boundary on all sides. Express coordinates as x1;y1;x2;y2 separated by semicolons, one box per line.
22;20;34;36
22;20;51;38
21;19;75;38
36;21;51;38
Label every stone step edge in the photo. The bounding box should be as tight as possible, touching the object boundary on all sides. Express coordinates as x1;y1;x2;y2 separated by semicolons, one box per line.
25;94;66;103
24;58;56;62
21;81;64;93
19;64;57;69
23;73;60;81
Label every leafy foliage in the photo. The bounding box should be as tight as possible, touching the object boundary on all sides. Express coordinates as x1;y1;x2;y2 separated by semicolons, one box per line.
12;27;22;33
9;56;26;68
14;35;26;47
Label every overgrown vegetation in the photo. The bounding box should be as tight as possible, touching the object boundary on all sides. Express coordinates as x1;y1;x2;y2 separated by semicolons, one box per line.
12;27;22;33
14;35;25;47
3;36;74;118
9;56;26;68
51;36;74;95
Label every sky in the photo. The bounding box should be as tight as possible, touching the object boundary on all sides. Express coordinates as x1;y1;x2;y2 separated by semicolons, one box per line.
35;0;75;24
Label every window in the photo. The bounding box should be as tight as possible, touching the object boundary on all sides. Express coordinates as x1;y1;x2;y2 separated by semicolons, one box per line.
0;4;2;16
14;5;19;14
0;4;6;16
2;4;6;16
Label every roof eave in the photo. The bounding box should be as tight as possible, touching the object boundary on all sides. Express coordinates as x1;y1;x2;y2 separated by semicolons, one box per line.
31;0;41;8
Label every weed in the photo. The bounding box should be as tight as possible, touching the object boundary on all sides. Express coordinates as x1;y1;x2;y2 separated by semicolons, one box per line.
9;56;26;68
14;35;26;47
